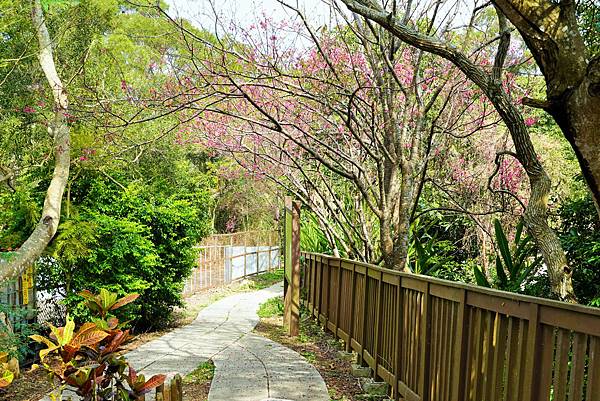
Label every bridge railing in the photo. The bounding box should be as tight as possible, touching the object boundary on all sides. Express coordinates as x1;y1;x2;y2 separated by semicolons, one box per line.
302;252;600;401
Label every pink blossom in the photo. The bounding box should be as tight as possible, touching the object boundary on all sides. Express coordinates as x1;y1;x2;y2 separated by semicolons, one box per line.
23;106;35;114
524;117;537;127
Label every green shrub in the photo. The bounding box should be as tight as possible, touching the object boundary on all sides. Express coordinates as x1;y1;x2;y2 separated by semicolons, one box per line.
39;171;212;330
0;301;38;362
557;195;600;306
473;219;542;292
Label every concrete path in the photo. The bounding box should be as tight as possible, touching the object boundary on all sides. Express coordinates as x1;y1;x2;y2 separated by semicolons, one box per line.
43;283;329;401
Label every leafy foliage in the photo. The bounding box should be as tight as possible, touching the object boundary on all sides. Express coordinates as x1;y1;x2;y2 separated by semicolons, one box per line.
0;356;15;390
577;0;600;57
406;215;477;283
474;219;542;292
300;212;333;255
0;297;39;362
30;289;165;400
257;297;285;318
37;169;212;329
558;195;600;306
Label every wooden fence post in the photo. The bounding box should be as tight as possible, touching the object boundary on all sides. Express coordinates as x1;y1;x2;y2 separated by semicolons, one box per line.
283;197;300;337
290;200;301;336
155;382;164;401
171;374;182;401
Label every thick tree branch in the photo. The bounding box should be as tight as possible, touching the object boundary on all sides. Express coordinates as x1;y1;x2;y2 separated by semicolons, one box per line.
0;0;71;283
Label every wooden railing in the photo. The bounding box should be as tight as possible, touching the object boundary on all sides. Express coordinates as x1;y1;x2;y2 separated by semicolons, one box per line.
302;252;600;401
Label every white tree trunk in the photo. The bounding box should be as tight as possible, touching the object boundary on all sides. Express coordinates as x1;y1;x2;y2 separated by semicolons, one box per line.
0;0;70;283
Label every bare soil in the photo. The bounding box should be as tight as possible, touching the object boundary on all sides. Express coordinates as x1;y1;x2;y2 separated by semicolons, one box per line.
0;368;52;401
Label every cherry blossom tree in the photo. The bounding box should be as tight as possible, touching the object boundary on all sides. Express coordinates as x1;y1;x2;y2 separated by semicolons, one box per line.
337;0;594;301
153;2;517;272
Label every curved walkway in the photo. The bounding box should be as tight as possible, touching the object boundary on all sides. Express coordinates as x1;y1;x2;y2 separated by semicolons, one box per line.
43;283;328;401
125;283;329;401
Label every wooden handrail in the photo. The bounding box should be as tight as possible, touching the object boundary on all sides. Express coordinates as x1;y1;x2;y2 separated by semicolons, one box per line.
302;252;600;317
301;251;600;401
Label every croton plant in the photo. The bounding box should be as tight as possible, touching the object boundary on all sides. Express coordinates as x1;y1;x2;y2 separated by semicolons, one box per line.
29;289;165;400
0;352;15;390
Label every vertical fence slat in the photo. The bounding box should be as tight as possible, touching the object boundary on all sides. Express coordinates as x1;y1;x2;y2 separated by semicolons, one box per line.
506;318;526;401
451;289;469;401
568;332;587;401
418;283;431;400
489;314;508;401
359;266;370;367
430;297;440;400
553;328;570;401
372;271;383;380
439;297;447;400
404;289;411;386
523;304;540;401
469;308;483;401
586;336;600;401
537;325;556;401
335;261;342;337
393;276;402;400
480;310;494;399
346;262;356;353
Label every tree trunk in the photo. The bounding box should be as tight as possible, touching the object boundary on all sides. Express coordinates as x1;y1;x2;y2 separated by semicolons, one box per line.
492;0;600;217
0;0;70;283
547;65;600;217
340;0;577;301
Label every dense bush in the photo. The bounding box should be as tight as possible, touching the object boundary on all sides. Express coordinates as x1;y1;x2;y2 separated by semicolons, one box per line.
558;195;600;306
36;171;212;330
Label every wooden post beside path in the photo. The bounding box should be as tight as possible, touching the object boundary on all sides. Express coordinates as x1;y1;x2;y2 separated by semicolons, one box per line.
284;196;300;337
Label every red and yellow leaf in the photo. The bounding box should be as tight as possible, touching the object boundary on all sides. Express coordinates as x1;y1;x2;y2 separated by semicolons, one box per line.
139;374;166;394
109;293;139;310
